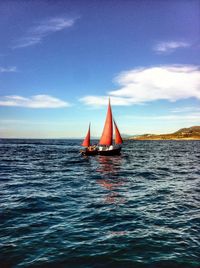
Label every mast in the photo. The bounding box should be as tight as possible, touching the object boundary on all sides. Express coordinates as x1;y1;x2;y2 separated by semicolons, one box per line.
82;123;90;147
99;98;113;146
114;120;123;144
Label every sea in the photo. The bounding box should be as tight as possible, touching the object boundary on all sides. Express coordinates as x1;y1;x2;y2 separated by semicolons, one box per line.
0;139;200;268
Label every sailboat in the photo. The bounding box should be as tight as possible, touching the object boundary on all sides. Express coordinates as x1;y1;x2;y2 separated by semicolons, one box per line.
81;99;123;156
81;123;98;155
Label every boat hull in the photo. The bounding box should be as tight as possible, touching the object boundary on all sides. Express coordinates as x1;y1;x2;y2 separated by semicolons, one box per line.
81;147;121;156
98;147;121;156
80;149;98;156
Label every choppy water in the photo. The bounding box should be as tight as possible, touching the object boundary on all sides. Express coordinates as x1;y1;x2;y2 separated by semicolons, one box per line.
0;139;200;268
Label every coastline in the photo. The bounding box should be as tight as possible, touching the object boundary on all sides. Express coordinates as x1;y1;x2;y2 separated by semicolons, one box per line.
129;137;200;141
127;126;200;141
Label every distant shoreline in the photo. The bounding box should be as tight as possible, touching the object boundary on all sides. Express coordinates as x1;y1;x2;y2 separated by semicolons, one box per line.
1;126;200;141
128;137;200;141
128;126;200;141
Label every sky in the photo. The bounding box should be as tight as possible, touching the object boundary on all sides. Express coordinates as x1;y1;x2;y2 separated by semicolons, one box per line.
0;0;200;138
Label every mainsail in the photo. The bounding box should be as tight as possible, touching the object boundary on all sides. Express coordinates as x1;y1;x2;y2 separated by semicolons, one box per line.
82;124;90;147
114;120;123;144
99;99;113;146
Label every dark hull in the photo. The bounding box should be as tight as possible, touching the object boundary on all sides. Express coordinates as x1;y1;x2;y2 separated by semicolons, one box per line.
98;147;121;156
81;147;121;156
80;150;98;156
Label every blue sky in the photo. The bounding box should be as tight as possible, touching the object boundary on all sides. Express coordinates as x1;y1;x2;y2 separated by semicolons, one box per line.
0;0;200;138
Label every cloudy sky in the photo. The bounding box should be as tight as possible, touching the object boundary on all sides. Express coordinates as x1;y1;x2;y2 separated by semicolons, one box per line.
0;0;200;138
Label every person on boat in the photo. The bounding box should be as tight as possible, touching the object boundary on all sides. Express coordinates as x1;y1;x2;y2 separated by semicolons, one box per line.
108;145;113;151
97;145;106;151
87;145;97;151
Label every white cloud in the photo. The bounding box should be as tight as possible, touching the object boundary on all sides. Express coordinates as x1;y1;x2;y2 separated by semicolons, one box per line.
124;113;200;122
79;96;133;107
13;16;78;48
0;66;17;72
0;119;69;125
0;95;70;108
80;65;200;106
154;41;190;54
171;106;200;113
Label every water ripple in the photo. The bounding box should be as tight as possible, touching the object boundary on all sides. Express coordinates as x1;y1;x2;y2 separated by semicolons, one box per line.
0;139;200;267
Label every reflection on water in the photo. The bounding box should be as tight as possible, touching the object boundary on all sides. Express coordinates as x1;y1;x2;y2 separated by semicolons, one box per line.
97;180;124;190
96;155;126;205
108;230;129;237
96;155;122;174
103;192;126;205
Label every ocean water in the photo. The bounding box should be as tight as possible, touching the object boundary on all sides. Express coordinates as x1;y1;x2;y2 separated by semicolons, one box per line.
0;139;200;268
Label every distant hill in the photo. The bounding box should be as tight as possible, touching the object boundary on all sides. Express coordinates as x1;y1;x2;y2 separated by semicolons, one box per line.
129;126;200;140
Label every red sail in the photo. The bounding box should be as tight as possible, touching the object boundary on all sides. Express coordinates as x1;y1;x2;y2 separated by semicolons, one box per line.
99;99;113;146
114;120;123;144
82;124;90;147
